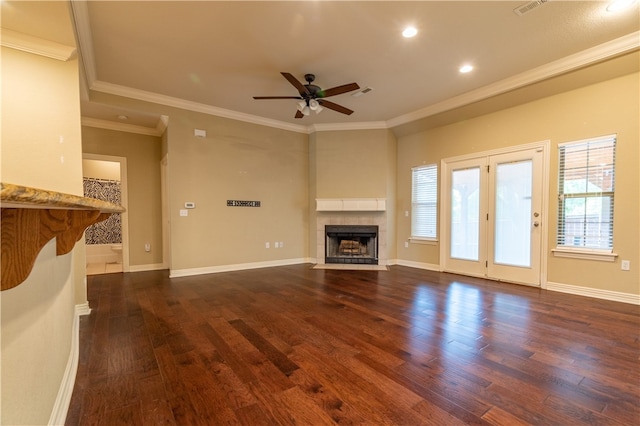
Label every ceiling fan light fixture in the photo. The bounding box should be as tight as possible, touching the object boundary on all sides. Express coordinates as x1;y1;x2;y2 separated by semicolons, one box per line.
309;99;320;110
301;106;311;116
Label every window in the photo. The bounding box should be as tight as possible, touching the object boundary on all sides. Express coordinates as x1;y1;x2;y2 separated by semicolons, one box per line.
411;164;438;240
557;135;616;251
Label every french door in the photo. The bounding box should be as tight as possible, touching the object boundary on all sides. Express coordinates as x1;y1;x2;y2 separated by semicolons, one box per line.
442;146;545;286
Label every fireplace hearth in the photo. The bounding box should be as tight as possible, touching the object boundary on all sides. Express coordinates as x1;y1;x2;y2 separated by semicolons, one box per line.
325;225;378;265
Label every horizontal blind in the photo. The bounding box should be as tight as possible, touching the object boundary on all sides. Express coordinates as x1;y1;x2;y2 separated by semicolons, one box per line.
557;135;616;250
412;164;438;239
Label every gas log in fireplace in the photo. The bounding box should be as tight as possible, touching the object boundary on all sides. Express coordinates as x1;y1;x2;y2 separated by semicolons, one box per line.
325;225;378;265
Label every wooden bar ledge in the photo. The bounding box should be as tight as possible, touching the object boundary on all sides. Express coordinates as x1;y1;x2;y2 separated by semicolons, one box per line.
1;182;125;291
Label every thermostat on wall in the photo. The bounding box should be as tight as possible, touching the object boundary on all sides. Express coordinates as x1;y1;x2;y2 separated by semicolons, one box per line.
185;202;196;209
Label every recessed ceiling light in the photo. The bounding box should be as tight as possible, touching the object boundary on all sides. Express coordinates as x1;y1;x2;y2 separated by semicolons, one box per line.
607;0;637;12
402;26;418;38
459;64;474;73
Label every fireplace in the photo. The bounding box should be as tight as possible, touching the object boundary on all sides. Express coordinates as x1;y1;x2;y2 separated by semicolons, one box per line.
325;225;378;265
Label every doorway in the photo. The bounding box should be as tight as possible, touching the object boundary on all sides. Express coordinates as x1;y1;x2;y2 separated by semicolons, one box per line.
441;142;548;286
82;154;130;274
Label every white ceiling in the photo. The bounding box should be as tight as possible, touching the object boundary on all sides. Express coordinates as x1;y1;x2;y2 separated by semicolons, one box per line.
3;1;639;133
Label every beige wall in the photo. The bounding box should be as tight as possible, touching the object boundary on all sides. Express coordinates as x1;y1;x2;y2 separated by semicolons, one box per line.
82;127;163;267
1;46;83;424
395;72;640;295
83;158;121;180
314;129;394;198
166;111;309;271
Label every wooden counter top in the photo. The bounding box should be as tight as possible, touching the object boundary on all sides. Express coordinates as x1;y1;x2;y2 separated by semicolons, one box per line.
1;182;125;290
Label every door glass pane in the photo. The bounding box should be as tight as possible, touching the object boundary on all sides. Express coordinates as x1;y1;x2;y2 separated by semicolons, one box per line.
494;160;532;267
451;168;480;260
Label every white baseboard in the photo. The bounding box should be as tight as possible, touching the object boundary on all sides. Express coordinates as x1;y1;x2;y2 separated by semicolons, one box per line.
129;263;166;272
392;259;441;271
48;302;91;425
170;258;311;278
546;281;640;305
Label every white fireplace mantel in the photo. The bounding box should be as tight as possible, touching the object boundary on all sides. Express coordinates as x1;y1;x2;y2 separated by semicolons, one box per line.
316;198;386;212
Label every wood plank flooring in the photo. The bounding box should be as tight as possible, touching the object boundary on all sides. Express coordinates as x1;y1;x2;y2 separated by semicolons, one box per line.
66;264;640;425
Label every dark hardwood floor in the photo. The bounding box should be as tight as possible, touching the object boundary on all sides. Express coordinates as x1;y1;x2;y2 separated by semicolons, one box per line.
66;264;640;425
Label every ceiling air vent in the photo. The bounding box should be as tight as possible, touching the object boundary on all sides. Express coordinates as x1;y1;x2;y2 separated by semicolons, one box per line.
514;0;548;16
352;87;374;98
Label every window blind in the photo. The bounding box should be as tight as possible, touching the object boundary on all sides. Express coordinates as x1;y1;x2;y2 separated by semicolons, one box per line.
411;164;438;239
557;135;616;250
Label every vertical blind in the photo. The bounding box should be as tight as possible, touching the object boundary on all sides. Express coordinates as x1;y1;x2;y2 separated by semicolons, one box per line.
411;164;438;239
557;135;616;250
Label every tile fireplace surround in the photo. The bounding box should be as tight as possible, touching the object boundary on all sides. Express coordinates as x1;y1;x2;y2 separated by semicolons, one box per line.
315;211;387;267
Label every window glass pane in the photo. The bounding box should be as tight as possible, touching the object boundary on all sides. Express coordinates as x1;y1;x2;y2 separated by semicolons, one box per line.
451;168;479;260
494;160;532;267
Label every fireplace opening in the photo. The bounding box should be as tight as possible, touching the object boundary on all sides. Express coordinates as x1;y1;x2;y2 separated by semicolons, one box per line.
325;225;378;265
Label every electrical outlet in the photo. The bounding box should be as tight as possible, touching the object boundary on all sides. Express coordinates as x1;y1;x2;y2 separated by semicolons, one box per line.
145;243;151;252
621;260;630;271
404;241;409;248
274;242;279;248
279;241;284;248
265;242;270;249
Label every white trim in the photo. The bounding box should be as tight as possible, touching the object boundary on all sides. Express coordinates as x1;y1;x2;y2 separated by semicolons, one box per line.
394;259;441;272
169;258;311;278
558;133;617;147
546;281;639;305
129;263;167;272
408;238;437;245
551;248;618;262
48;303;91;426
387;32;640;128
316;198;386;212
81;117;164;137
70;0;97;84
1;28;76;61
309;121;388;132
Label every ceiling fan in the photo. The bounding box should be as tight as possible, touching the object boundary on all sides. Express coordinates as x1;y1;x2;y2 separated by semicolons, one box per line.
253;72;360;118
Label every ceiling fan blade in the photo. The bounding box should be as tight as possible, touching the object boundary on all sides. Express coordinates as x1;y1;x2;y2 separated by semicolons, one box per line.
253;96;301;100
281;72;310;96
319;83;360;98
318;99;354;115
295;110;304;119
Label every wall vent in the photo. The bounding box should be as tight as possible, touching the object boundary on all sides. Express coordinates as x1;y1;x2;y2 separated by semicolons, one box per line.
514;0;548;16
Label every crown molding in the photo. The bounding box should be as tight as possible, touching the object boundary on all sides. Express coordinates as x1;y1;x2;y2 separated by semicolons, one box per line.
0;28;76;61
90;80;310;134
309;121;389;133
387;31;640;128
69;1;97;84
81;116;164;137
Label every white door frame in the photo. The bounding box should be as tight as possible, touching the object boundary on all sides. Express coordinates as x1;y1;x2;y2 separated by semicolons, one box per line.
83;153;130;272
440;141;550;287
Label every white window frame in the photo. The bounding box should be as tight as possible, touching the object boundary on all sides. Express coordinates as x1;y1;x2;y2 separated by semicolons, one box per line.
552;134;617;262
410;164;438;243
